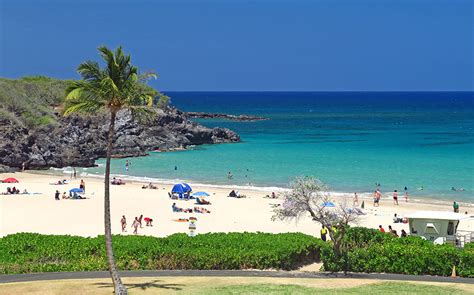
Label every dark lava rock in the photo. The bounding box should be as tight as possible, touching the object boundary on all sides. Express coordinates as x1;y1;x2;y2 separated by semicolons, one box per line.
0;108;240;171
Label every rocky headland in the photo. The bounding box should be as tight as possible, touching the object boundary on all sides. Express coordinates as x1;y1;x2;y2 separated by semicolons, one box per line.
0;77;240;172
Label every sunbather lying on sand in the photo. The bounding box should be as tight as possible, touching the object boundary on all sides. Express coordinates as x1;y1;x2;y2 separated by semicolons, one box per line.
50;179;68;185
196;198;211;205
193;207;211;213
171;203;193;213
111;178;126;185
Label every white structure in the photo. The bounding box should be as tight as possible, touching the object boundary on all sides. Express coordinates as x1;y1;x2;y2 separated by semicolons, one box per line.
406;211;472;246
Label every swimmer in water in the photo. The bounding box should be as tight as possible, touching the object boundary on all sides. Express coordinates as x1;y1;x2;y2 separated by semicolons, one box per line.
417;186;424;191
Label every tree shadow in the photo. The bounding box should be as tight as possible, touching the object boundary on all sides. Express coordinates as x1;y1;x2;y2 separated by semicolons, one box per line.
93;279;183;291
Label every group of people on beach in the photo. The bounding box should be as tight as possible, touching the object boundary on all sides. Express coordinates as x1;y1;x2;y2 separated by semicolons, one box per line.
121;214;153;234
378;225;407;238
2;187;26;195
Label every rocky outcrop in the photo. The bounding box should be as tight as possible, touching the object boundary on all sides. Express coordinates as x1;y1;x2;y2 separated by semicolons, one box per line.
0;108;240;170
185;112;268;121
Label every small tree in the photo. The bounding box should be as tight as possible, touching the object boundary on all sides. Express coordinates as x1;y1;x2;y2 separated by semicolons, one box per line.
272;176;359;272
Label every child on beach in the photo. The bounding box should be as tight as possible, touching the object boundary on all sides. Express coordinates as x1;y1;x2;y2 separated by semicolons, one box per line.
131;217;139;234
121;215;127;232
144;217;153;226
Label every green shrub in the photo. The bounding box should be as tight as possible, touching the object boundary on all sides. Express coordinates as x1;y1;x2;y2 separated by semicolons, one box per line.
321;227;474;278
0;232;326;274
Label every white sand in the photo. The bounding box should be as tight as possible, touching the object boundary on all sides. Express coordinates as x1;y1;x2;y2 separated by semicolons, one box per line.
0;172;472;237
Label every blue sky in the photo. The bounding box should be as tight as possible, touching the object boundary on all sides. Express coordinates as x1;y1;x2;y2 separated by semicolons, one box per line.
0;0;472;91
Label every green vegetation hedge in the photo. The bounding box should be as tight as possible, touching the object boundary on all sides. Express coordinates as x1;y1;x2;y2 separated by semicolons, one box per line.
321;227;474;278
0;232;326;274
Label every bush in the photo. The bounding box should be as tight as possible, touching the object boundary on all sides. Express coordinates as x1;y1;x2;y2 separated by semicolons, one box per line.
320;227;474;278
0;232;326;274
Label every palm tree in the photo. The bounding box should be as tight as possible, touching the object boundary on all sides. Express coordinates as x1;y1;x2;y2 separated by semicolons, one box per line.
64;46;156;295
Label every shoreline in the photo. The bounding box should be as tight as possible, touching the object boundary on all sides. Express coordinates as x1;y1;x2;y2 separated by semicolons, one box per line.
33;169;474;208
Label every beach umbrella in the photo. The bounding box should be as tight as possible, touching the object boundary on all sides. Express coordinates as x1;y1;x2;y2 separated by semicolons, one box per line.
2;178;19;183
69;188;84;193
172;183;192;194
322;201;336;207
192;191;210;197
182;183;192;192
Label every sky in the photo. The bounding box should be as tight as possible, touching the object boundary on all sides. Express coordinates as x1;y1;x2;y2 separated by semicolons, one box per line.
0;0;472;91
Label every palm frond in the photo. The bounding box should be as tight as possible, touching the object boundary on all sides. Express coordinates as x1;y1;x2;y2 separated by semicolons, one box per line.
77;61;103;81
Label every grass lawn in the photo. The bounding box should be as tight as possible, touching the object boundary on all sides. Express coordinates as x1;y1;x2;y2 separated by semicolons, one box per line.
0;277;471;294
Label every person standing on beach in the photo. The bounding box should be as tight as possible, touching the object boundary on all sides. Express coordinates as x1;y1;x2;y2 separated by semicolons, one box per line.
55;190;60;200
22;162;26;172
373;190;380;207
393;190;399;205
132;217;139;234
353;192;359;206
73;167;77;179
453;201;459;213
121;216;127;232
138;215;143;228
320;226;328;241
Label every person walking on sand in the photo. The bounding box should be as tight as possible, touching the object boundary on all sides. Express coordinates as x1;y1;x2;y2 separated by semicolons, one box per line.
353;192;359;206
121;215;127;232
132;217;140;234
393;190;399;205
320;226;328;242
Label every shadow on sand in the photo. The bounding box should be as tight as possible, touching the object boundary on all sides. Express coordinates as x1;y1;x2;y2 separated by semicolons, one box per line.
93;279;183;292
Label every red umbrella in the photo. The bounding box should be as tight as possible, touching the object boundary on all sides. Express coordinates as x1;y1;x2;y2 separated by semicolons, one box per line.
2;178;19;183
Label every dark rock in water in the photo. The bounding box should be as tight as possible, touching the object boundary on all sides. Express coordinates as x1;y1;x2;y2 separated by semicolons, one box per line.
185;112;268;121
0;108;240;171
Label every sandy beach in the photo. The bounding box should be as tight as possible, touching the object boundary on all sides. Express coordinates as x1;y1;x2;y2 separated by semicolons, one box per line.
0;172;472;238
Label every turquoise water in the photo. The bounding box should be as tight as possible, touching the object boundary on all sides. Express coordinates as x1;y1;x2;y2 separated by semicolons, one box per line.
81;92;473;201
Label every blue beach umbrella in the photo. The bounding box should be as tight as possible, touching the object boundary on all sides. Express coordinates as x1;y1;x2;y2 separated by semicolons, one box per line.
192;191;210;197
171;183;193;195
322;201;336;207
69;188;84;193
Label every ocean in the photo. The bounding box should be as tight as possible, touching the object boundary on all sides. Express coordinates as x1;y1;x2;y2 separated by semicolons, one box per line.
72;92;473;201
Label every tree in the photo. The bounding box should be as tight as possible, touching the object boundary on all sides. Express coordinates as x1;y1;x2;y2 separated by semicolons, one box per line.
64;46;156;294
272;176;359;272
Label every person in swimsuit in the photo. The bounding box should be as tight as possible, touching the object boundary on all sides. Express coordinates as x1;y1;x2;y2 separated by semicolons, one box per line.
121;215;127;232
393;190;398;205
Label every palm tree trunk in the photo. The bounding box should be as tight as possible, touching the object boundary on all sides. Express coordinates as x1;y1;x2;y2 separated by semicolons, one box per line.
104;110;128;294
